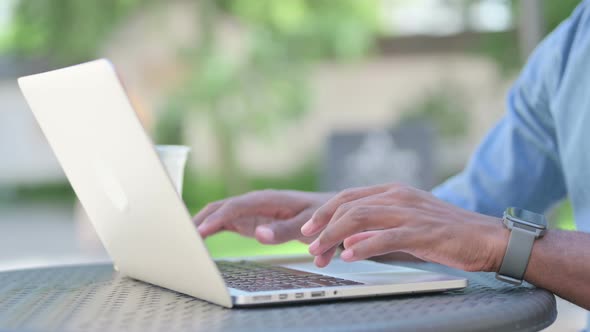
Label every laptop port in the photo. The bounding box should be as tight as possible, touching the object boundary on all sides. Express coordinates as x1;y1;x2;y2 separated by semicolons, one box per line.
279;294;288;300
295;293;304;299
311;291;325;298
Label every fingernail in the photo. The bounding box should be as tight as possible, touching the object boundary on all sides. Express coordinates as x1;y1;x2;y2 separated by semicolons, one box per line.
300;220;314;235
256;226;274;242
308;240;320;255
341;249;354;261
314;256;327;268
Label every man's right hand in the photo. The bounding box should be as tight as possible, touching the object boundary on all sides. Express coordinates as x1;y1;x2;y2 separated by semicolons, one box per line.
193;190;334;245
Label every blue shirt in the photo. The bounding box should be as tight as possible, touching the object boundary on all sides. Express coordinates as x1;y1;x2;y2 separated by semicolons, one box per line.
432;1;590;322
433;0;590;234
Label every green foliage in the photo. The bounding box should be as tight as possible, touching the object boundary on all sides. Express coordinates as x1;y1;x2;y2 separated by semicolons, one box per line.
474;31;521;75
400;88;468;139
554;200;576;231
154;98;186;145
476;0;582;74
0;27;11;52
206;232;307;258
221;0;378;60
172;45;310;138
542;0;581;32
7;0;378;195
9;0;144;64
156;0;379;194
0;182;75;207
182;160;319;215
162;0;380;136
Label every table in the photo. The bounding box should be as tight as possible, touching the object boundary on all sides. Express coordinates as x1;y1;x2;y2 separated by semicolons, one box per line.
0;261;556;332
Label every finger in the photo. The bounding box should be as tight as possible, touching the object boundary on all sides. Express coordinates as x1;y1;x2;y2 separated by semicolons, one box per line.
254;212;310;244
331;187;425;224
310;206;409;256
341;228;411;262
343;230;381;249
313;246;338;268
319;191;403;235
197;192;271;237
301;184;395;236
325;194;385;230
193;200;226;226
305;190;407;255
309;186;422;247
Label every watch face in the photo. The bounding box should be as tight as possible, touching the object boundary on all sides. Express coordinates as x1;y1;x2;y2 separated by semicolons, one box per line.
505;207;547;229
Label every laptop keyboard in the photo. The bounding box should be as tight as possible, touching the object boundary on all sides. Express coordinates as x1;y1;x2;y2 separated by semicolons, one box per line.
216;260;363;292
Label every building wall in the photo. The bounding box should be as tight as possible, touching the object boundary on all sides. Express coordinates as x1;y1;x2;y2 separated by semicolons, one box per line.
187;54;513;177
309;55;508;175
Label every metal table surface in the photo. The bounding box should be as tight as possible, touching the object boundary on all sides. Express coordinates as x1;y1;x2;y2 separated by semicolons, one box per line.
0;261;556;332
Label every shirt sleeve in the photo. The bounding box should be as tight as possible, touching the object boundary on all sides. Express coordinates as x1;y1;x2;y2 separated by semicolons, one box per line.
431;2;588;217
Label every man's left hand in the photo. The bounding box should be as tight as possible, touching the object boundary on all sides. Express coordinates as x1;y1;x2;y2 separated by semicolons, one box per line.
301;183;510;271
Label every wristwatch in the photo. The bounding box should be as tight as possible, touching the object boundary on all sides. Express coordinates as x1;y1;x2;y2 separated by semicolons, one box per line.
495;207;547;285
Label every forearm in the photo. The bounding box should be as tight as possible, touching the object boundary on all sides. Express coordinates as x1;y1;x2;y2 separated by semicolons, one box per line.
519;229;590;309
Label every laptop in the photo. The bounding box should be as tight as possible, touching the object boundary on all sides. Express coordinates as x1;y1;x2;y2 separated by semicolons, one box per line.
18;59;467;308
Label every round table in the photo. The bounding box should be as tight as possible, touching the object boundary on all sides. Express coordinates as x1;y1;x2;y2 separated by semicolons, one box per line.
0;261;556;332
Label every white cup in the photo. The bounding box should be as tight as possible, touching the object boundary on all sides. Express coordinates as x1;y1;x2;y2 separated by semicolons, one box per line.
155;145;190;194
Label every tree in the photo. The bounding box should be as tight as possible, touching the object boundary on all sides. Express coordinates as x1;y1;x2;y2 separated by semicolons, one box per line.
9;0;143;64
156;0;379;194
8;0;378;195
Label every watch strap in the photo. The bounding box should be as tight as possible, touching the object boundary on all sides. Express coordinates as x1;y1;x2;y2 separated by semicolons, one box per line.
496;226;535;285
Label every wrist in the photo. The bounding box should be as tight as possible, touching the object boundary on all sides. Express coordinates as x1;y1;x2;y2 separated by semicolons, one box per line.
486;218;511;272
494;208;548;283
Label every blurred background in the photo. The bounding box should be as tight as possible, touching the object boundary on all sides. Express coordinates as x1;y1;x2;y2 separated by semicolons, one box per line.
0;0;587;329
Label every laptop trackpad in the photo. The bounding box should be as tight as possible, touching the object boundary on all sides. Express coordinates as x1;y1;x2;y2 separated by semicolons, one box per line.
282;260;453;285
282;259;418;275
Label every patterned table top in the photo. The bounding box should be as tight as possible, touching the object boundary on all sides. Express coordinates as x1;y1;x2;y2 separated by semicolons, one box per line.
0;261;556;332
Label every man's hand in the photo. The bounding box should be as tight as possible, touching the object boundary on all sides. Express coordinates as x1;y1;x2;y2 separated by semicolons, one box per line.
194;190;333;244
301;183;510;270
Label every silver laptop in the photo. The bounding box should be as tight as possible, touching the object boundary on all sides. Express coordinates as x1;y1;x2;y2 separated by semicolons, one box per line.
18;59;467;308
